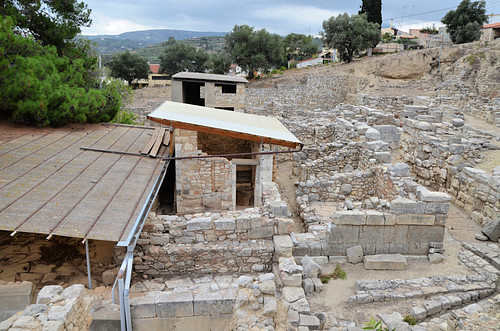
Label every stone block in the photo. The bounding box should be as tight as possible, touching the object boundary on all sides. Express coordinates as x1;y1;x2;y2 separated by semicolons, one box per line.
301;255;322;278
282;287;305;303
416;186;451;202
210;315;232;331
481;218;500;242
186;217;212;231
277;218;294;235
302;278;315;295
424;202;450;214
174;316;210;331
269;200;288;217
150;236;170;245
407;226;444;243
193;292;222;316
327;224;359;244
388;163;410;177
274;235;293;259
155;292;193;318
390;198;417;214
374;152;391;163
248;226;274;239
312;278;323;292
366;210;385;225
364;254;407;270
130;295;156;319
383;213;396;225
410;306;427;320
396;214;435;225
423;299;442;315
383;225;408;244
258;280;276;295
299;313;320;330
346;245;364;264
132;318;174;331
288;309;300;327
214;218;236;230
0;281;34;311
359;226;385;244
333;210;366;225
281;273;303;287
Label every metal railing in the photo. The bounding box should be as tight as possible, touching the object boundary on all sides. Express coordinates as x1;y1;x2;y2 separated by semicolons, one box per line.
111;159;170;331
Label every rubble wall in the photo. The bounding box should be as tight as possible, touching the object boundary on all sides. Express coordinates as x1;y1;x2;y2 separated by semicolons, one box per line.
400;118;499;225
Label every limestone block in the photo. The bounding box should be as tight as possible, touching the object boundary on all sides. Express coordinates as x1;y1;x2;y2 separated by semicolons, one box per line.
346;245;363;264
47;298;76;321
301;256;322;278
388;163;410;177
269;200;288;217
424;202;450;214
248;226;273;239
423;299;442;315
364;254;407;270
390;198;417;214
193;292;222;316
130;295;156;319
366;140;390;152
263;297;277;317
274;235;293;259
288;309;300;327
429;253;445;264
334;210;366;225
299;313;320;330
155;292;193;318
302;278;315;295
366;210;385;225
411;306;427;320
383;213;396;225
186;217;212;231
258;280;276;295
214;218;236;231
174;316;210;330
416;186;451;202
282;287;305;303
407;226;445;243
365;128;381;141
132;318;174;331
0;281;34;312
41;320;65;331
374;152;391;163
288;298;310;314
36;285;61;305
277;218;294;235
281;273;303;287
327;224;359;244
312;278;323;292
396;214;435;225
481;218;500;242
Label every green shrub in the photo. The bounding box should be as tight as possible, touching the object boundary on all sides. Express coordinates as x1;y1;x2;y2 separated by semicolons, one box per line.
320;276;331;283
403;315;417;326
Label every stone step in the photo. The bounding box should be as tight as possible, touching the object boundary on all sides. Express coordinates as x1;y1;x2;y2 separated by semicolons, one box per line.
364;254;408;270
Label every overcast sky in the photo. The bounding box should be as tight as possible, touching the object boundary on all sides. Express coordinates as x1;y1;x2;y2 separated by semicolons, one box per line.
80;0;500;36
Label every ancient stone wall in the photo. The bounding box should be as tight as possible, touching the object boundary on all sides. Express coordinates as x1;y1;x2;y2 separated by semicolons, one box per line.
400;118;499;225
134;209;294;276
175;129;233;213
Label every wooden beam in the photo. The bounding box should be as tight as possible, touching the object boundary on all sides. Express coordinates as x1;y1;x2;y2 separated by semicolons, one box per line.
149;128;166;158
141;128;161;155
148;117;300;149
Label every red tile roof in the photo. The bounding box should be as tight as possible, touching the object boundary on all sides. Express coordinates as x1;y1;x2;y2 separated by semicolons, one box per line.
149;64;160;74
483;22;500;29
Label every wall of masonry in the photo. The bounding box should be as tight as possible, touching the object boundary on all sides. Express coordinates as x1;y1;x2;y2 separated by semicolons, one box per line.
135;207;294;276
175;129;232;214
400;118;499;226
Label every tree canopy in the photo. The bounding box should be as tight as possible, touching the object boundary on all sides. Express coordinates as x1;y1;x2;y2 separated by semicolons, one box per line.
159;41;209;77
322;13;380;63
359;0;382;28
109;51;149;86
283;33;318;62
0;15;123;127
225;25;284;78
0;0;92;55
441;0;488;44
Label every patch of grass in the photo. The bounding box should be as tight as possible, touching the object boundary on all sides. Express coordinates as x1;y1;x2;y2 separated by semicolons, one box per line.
463;52;486;65
403;315;417;326
330;263;347;280
320;276;331;283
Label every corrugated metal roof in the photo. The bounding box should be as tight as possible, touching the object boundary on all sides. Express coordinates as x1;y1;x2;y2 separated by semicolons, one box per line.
0;123;168;242
172;72;248;84
147;101;301;148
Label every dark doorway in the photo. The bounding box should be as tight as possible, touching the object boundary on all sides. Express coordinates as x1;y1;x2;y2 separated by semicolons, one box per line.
236;165;254;207
158;159;176;214
182;81;205;106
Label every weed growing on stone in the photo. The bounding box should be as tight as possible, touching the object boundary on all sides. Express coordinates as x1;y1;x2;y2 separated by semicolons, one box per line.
330;263;347;280
362;317;393;330
403;315;417;326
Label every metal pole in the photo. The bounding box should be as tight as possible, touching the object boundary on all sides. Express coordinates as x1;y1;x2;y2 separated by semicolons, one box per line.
85;240;92;290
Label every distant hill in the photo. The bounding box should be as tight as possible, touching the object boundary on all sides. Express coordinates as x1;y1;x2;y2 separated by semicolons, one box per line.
82;28;227;57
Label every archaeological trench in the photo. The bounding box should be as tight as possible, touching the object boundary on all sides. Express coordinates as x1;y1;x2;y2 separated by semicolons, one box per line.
1;42;500;330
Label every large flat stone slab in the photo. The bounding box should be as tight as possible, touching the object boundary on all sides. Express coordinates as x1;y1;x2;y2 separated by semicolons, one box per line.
364;254;407;270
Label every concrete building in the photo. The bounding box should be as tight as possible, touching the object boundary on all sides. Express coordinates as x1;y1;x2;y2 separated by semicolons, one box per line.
148;101;301;214
171;72;248;112
481;22;500;42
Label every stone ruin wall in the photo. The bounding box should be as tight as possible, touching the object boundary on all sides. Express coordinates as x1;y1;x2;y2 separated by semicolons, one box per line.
175;129;233;214
400;117;500;226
